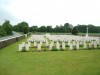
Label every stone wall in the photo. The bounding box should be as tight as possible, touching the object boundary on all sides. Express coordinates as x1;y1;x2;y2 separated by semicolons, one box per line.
0;35;25;49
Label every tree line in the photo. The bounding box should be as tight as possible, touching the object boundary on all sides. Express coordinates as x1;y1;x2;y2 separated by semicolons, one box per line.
0;20;100;36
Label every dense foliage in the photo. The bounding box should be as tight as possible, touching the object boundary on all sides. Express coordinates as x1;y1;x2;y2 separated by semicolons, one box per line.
72;26;78;35
0;20;12;36
13;21;29;34
0;20;100;37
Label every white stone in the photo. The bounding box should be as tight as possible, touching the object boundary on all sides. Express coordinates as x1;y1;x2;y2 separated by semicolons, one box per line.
19;44;22;51
49;44;53;50
25;34;27;37
37;44;41;50
69;43;73;50
56;41;60;50
25;44;29;51
40;41;43;46
94;41;97;48
28;42;31;47
46;40;49;46
83;41;87;49
89;43;92;48
22;42;25;47
51;41;54;46
62;42;65;49
73;41;76;46
34;41;37;47
79;41;83;45
76;42;79;50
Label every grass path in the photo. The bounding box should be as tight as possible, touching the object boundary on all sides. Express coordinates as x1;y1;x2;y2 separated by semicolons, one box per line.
0;37;100;75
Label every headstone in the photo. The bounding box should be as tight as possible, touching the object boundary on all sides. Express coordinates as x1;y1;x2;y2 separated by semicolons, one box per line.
40;41;43;47
25;34;27;37
51;41;54;46
79;41;83;45
22;42;25;47
56;41;60;50
34;41;37;47
25;44;29;51
89;43;92;48
46;40;49;46
62;42;65;49
19;44;22;51
76;42;79;50
28;42;31;47
37;44;41;51
49;44;53;50
83;41;87;49
94;41;97;48
69;43;73;50
73;41;76;46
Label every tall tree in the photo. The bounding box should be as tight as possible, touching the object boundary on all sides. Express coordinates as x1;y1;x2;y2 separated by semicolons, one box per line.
29;26;38;32
38;26;47;32
2;20;12;35
47;26;52;32
64;23;73;33
72;26;78;35
0;26;6;36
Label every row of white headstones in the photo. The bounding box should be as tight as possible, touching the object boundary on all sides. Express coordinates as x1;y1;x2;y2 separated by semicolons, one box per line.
19;34;100;51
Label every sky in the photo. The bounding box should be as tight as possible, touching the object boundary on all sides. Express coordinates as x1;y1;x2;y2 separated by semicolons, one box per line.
0;0;100;27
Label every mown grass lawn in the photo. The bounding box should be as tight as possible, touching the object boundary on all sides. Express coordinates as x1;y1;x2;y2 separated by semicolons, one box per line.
0;37;100;75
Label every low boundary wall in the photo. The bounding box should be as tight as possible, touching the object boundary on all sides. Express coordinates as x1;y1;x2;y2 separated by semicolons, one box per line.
0;35;25;49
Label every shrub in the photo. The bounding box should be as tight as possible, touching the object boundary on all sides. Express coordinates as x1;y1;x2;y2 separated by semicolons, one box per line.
21;47;26;52
51;48;58;51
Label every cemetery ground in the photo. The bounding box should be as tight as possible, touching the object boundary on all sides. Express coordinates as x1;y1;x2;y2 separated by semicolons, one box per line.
0;37;100;75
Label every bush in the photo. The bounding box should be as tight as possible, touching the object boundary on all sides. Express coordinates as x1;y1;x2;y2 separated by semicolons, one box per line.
51;48;58;51
21;47;26;52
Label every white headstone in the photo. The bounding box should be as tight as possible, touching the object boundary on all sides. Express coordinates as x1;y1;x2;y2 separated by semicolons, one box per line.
46;40;49;46
22;42;25;47
25;34;27;37
56;41;60;50
34;41;37;47
40;41;43;47
28;42;31;47
89;43;92;48
51;41;54;46
73;41;76;46
69;43;73;50
37;44;41;51
19;44;22;51
94;41;97;48
62;42;65;49
83;41;87;49
25;44;29;51
49;44;53;50
76;42;79;50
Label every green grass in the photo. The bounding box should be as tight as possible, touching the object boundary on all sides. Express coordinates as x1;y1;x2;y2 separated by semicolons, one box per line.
0;37;100;75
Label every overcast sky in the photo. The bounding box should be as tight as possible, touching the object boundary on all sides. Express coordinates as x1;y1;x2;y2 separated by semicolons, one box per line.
0;0;100;27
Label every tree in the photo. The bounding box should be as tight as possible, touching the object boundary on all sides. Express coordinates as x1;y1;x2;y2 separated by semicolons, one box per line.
88;24;96;33
29;26;38;32
75;24;87;33
13;21;29;34
47;26;52;32
38;26;47;32
64;23;73;33
2;20;12;35
0;26;6;36
72;26;78;35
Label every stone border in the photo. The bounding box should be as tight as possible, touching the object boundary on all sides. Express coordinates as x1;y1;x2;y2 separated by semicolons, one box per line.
0;35;25;49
